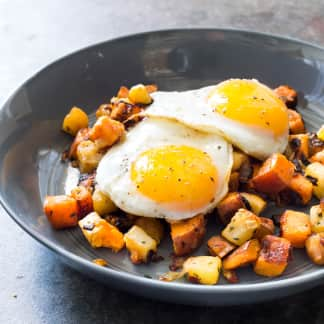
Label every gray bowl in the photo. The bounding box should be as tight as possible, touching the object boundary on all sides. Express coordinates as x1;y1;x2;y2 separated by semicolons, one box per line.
1;29;324;306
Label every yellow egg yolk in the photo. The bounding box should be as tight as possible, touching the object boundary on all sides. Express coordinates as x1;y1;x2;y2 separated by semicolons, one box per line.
208;79;288;137
131;145;218;212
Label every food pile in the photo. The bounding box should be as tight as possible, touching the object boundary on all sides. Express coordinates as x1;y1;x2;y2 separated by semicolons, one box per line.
43;80;324;285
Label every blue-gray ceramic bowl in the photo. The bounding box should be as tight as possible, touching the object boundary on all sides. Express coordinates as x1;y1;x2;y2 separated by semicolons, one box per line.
1;29;324;305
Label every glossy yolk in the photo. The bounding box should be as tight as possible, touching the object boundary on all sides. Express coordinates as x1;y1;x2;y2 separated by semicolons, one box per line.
131;145;218;212
208;79;288;137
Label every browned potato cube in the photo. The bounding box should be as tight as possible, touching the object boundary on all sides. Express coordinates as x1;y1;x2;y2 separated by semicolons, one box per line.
254;235;291;277
222;209;261;246
170;214;206;256
207;235;235;258
223;239;261;270
305;233;324;265
310;205;324;233
124;225;157;264
183;256;222;285
254;217;275;240
251;153;295;194
280;210;311;248
135;217;164;245
217;192;245;224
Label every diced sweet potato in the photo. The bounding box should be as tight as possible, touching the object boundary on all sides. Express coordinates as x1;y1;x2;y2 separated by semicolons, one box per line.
223;239;261;270
62;106;89;136
229;172;240;192
207;235;235;258
310;150;324;164
254;235;291;277
124;225;157;264
217;192;266;225
251;153;295;194
135;217;164;245
305;162;324;199
217;192;245;224
288;109;305;134
79;212;124;251
183;256;222;285
310;205;324;233
222;209;261;246
70;186;93;219
289;134;309;159
170;214;206;256
254;217;275;240
280;210;311;248
89;116;125;149
43;195;79;229
274;85;298;109
279;173;313;206
68;128;90;160
305;233;324;265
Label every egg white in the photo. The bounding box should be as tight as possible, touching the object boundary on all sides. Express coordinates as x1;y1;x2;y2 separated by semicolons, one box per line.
96;118;233;220
144;80;288;160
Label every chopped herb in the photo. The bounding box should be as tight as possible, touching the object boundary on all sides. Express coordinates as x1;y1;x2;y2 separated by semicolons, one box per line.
144;274;152;279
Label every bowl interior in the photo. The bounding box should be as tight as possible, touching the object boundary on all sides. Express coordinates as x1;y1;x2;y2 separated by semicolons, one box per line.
1;29;324;288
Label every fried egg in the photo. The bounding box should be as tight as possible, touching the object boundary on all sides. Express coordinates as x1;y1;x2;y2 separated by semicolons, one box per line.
144;79;289;160
96;118;232;220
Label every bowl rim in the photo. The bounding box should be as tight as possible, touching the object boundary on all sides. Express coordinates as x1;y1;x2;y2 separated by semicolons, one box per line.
2;27;324;296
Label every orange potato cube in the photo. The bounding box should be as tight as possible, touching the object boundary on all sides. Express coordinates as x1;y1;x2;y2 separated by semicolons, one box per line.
280;210;311;248
170;214;206;256
207;235;235;258
117;86;129;98
79;212;124;252
216;192;245;224
62;106;89;136
43;195;78;229
254;217;275;240
254;235;291;277
274;85;298;108
89;116;125;149
289;134;309;159
70;186;93;219
251;153;295;194
223;239;261;270
280;173;313;206
288;109;305;134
